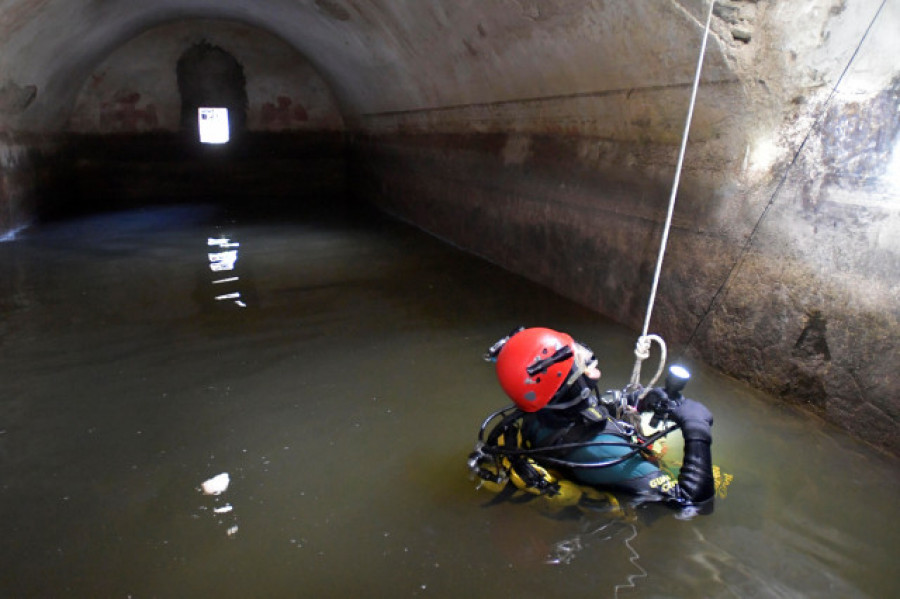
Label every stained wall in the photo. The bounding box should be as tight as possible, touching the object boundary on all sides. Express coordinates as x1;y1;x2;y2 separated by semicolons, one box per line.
0;0;897;452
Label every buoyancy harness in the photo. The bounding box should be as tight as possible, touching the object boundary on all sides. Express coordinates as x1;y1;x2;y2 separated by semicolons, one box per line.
467;388;679;509
468;411;622;514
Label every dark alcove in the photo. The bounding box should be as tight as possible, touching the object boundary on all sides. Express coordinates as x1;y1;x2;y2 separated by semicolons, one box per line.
176;41;248;147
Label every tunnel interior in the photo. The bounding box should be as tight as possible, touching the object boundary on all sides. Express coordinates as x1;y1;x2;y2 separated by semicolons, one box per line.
0;2;898;450
23;18;351;221
1;1;899;596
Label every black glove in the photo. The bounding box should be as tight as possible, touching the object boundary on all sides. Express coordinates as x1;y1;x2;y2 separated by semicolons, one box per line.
630;387;664;412
668;398;713;443
669;398;715;505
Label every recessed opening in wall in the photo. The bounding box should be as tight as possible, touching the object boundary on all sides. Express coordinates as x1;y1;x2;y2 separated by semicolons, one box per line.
177;41;247;145
198;108;230;144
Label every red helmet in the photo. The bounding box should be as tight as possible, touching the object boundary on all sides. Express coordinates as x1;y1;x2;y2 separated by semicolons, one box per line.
495;328;576;412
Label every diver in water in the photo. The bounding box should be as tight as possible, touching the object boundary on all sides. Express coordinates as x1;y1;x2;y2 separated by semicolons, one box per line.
468;327;715;510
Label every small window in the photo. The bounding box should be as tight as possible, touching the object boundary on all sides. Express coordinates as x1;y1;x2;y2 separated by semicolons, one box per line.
198;107;230;144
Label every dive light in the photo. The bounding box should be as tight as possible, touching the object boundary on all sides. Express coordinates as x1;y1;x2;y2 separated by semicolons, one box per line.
664;365;691;400
649;365;691;426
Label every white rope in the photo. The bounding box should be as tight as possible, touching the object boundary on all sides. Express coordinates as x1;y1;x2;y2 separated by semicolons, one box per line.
628;334;667;397
630;0;715;392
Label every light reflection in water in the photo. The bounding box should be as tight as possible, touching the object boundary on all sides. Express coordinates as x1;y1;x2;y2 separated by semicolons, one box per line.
208;236;247;308
0;223;29;242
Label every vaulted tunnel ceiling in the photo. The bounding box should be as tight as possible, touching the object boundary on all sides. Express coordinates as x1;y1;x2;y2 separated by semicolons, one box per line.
1;0;738;133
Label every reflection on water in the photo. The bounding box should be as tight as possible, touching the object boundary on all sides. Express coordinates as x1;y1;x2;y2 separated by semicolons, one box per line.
0;205;898;598
207;236;247;308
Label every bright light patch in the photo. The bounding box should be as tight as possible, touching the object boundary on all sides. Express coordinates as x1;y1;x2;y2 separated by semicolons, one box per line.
884;138;900;192
747;136;779;174
206;237;247;308
198;107;230;144
208;237;239;249
208;250;238;271
201;472;230;495
208;237;240;271
0;223;29;242
669;365;691;380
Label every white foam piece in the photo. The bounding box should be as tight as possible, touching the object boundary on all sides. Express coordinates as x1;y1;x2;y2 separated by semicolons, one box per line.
201;472;230;495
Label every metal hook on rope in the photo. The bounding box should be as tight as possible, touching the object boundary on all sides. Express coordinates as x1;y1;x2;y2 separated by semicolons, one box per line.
628;0;715;394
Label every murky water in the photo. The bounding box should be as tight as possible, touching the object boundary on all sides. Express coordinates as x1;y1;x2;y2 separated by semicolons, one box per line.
1;204;897;598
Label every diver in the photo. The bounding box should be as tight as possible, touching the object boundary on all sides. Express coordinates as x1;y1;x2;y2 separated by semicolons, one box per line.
468;327;716;511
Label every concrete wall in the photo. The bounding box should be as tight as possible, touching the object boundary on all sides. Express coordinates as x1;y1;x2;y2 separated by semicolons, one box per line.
0;0;897;452
349;0;900;453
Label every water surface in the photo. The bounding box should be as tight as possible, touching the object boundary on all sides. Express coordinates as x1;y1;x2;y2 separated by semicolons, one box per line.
1;205;897;598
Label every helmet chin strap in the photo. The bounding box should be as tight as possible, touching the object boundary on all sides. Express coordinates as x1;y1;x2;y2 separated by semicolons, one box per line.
546;386;592;411
544;383;609;426
545;372;603;415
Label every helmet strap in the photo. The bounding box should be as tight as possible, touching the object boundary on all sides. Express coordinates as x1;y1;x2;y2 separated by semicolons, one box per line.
545;375;600;412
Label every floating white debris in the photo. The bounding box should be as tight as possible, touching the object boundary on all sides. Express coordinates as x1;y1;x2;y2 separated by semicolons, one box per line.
226;525;239;537
201;472;230;495
213;504;233;514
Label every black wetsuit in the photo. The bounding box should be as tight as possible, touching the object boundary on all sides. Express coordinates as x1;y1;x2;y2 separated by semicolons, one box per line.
522;385;715;508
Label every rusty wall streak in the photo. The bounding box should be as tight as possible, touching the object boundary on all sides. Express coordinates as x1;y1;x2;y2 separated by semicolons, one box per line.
260;96;310;129
356;78;747;159
98;90;158;132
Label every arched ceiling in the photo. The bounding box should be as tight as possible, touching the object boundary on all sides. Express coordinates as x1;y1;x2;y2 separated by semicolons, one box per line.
0;0;736;132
